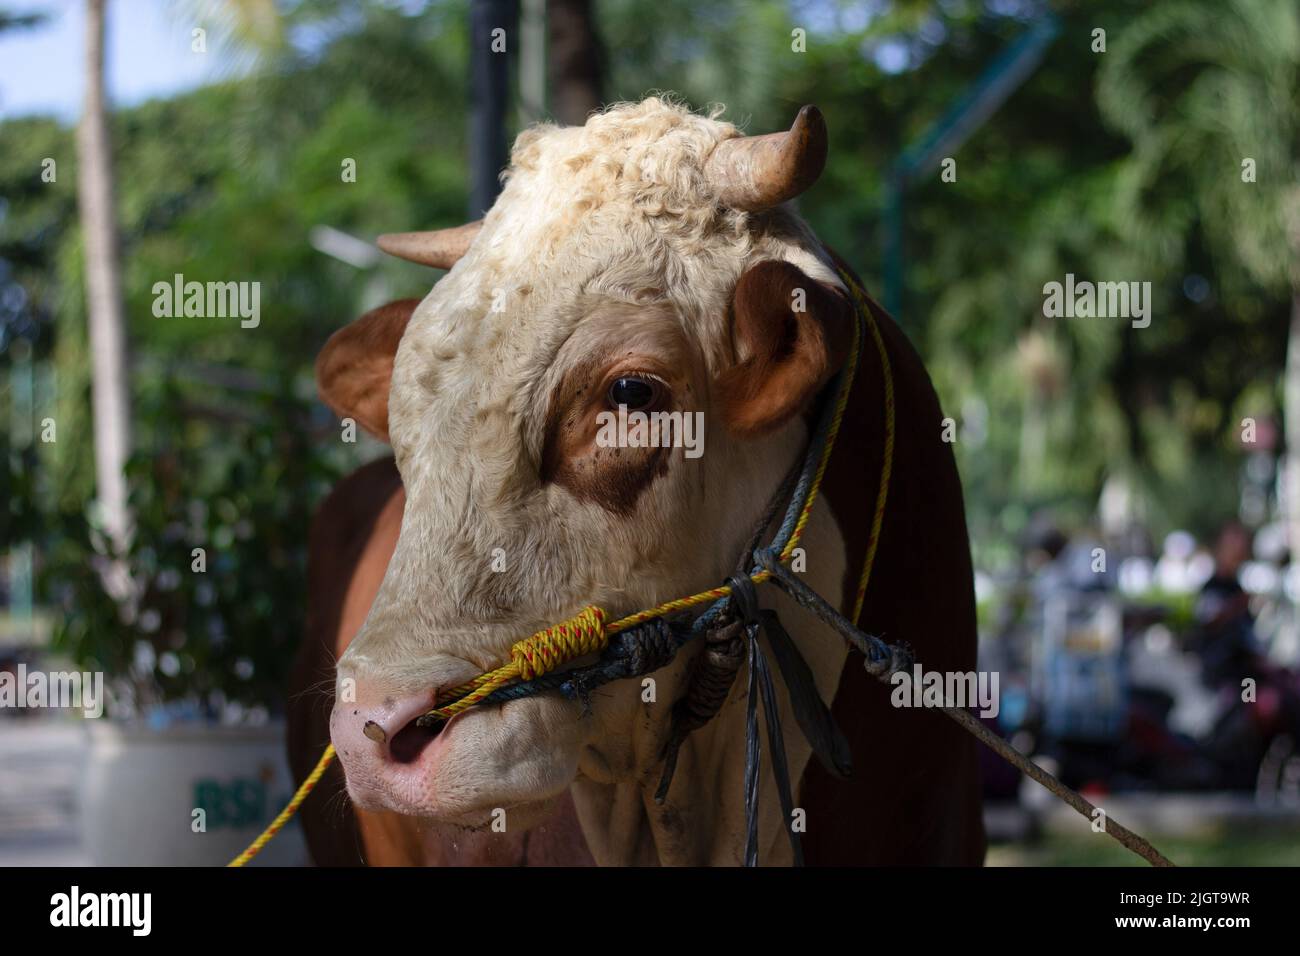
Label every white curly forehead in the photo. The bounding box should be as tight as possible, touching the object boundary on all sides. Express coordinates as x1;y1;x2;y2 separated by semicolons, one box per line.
385;98;841;479
466;98;752;279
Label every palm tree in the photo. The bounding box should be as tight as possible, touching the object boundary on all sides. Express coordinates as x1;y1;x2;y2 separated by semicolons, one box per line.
1097;0;1299;558
77;0;131;591
76;0;285;599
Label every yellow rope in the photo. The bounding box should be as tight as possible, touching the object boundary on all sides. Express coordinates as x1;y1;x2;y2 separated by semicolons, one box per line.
429;606;608;719
848;280;895;625
229;272;892;866
226;744;336;867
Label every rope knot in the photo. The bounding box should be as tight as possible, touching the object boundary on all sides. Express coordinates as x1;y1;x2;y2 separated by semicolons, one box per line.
605;618;680;676
863;640;912;678
511;606;607;680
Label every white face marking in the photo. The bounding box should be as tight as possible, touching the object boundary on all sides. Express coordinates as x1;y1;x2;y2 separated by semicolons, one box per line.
330;98;846;830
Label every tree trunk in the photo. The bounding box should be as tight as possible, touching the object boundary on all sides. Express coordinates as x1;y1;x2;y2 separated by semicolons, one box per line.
76;0;132;580
469;0;518;217
518;0;546;125
547;0;603;125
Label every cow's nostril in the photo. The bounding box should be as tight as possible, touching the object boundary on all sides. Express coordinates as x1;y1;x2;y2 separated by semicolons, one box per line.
388;715;444;764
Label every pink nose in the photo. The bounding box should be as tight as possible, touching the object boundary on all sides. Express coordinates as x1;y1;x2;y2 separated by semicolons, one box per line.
329;683;443;767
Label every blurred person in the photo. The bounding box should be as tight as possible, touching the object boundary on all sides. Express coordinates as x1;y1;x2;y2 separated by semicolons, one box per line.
1027;523;1112;601
1191;521;1263;688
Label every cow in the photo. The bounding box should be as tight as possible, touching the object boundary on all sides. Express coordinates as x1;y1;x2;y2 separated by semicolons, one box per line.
287;97;986;866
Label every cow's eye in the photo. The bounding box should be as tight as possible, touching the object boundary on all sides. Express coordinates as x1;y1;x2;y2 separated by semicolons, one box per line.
607;376;659;410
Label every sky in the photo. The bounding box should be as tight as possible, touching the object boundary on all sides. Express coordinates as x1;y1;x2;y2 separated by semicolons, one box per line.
0;1;231;122
0;0;924;122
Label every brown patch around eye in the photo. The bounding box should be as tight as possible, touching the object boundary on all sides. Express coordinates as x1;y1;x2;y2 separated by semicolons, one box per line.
541;352;675;517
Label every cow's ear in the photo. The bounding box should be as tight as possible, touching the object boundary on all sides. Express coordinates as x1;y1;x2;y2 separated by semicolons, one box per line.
315;299;419;442
717;260;853;437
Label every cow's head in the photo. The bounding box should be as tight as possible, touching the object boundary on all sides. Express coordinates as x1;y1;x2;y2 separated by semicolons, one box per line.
321;98;853;827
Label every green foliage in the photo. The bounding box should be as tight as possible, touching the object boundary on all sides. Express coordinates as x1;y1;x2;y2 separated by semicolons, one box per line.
4;0;1298;709
596;0;1294;545
1097;0;1298;290
39;377;338;714
4;2;469;709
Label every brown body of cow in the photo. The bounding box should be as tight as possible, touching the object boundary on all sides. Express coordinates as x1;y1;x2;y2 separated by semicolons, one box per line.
287;275;986;866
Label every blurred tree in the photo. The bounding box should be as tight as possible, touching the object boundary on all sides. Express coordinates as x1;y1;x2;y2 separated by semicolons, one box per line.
77;0;132;593
0;5;44;32
4;0;475;709
6;0;1299;707
1096;0;1298;547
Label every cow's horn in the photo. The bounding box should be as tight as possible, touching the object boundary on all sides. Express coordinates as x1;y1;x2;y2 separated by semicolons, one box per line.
704;105;828;212
375;220;484;269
